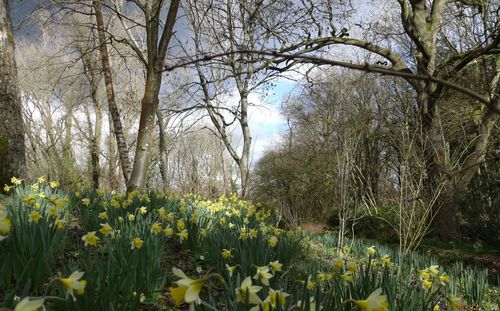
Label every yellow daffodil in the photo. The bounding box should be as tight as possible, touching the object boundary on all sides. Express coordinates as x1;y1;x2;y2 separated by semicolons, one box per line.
128;214;135;222
353;288;388;311
253;265;273;286
29;211;42;224
98;212;108;220
169;267;206;306
419;269;430;279
267;235;278;247
235;276;262;304
348;261;358;272
269;260;282;273
317;272;332;282
341;271;353;282
334;258;344;270
4;184;12;192
433;304;440;311
163;226;174;236
118;216;124;223
131;237;144;250
250;228;258;238
11;177;23;185
139;206;148;215
222;248;233;259
380;255;391;265
31;184;39;190
58;271;86;300
14;297;45;311
0;210;12;235
428;265;439;276
367;246;376;256
54;219;65;230
99;223;112;236
177;229;188;241
177;219;185;230
81;198;90;206
226;264;237;277
50;181;60;188
448;296;463;311
422;279;433;289
37;176;45;183
82;231;99;247
439;274;449;283
150;222;162;234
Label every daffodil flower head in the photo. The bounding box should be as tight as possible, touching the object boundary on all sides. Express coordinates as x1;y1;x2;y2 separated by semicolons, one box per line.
269;260;282;273
82;231;99;247
222;248;233;259
354;288;388;311
29;211;42;224
253;265;273;286
226;264;237;277
169;267;206;306
366;246;376;256
235;276;262;305
81;198;90;206
99;223;112;236
151;222;162;234
59;271;86;300
0;210;12;235
14;296;45;311
131;237;144;250
267;235;278;248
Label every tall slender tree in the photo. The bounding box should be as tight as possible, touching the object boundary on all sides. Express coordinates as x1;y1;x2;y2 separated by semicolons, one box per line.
0;0;25;191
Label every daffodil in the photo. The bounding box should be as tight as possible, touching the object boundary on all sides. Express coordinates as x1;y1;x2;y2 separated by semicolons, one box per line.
353;288;388;311
267;235;278;247
50;181;60;188
253;265;273;286
433;304;440;311
448;296;463;311
235;276;262;305
4;184;12;192
347;261;358;272
163;226;174;236
98;212;108;220
380;255;391;265
341;271;353;282
131;237;144;250
99;223;112;236
29;211;42;224
54;219;65;230
169;267;206;306
139;206;148;215
37;176;46;183
177;219;185;230
128;214;135;222
334;258;344;270
82;231;99;247
222;248;233;259
422;279;433;289
428;265;439;276
439;274;449;283
11;177;23;185
269;260;282;273
151;222;162;234
14;297;45;311
177;229;188;241
226;264;237;277
367;246;376;256
58;271;86;300
0;210;12;235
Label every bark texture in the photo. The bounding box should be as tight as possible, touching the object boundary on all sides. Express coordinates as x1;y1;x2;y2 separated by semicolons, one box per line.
93;0;131;184
0;0;25;191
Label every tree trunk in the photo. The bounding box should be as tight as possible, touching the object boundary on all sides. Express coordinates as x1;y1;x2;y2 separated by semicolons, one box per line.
127;73;161;190
239;94;252;199
0;0;25;191
157;109;169;191
93;0;131;184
